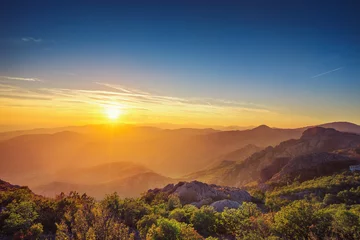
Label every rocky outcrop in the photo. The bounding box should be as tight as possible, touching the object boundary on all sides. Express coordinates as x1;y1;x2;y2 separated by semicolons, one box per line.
148;181;251;206
210;199;240;212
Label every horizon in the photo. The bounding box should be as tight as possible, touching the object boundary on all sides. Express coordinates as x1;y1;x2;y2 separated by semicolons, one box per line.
1;120;360;133
1;1;360;130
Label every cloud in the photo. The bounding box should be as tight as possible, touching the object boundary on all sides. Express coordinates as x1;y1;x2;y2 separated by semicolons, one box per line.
21;37;42;43
0;76;42;82
311;67;344;78
0;81;273;117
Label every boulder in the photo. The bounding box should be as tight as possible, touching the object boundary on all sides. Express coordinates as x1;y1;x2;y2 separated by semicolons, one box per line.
210;199;240;212
152;180;251;206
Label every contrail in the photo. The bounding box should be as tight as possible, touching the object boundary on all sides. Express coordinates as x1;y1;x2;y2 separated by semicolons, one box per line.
311;67;343;78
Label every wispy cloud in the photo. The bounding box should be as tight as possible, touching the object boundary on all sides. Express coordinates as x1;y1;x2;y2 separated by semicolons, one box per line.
0;81;273;120
311;67;344;79
21;37;42;43
0;76;42;82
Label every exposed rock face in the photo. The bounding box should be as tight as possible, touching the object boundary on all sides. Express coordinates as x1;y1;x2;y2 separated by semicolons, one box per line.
270;152;360;183
148;181;251;206
210;199;240;212
219;127;360;187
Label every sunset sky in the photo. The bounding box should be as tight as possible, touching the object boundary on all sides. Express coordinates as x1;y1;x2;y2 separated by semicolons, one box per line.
1;1;360;130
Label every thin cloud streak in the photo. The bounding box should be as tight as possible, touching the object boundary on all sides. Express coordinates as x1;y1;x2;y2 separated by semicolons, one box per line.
311;67;343;78
0;76;42;82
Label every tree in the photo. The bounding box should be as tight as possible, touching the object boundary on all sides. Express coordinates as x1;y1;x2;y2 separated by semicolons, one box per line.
1;200;38;235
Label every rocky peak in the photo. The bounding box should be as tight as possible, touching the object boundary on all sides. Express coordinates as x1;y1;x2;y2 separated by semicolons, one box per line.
301;127;338;139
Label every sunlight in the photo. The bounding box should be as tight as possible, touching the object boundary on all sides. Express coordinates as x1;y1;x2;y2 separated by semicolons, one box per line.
105;106;122;120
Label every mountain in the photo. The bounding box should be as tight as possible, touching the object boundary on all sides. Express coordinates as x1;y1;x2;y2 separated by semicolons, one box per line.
183;160;236;184
269;151;360;183
0;131;88;181
184;144;262;182
318;121;360;134
53;161;151;185
190;127;360;187
197;125;303;150
2;123;360;193
0;124;306;180
33;172;175;199
218;144;263;163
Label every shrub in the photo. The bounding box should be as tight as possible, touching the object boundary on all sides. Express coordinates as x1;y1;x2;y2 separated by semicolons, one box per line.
146;218;203;240
190;206;218;237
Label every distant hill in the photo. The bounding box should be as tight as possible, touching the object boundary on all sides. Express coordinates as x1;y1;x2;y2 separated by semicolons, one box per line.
219;144;263;163
184;144;262;182
51;161;151;184
33;171;175;199
318;121;360;134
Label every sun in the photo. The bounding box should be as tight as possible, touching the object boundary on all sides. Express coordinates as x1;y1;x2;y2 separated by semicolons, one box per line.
105;106;122;120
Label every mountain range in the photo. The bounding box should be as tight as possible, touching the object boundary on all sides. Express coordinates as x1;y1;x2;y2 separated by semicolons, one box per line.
1;121;360;198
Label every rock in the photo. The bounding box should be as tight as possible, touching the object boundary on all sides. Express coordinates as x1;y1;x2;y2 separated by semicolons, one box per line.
172;181;251;204
149;180;251;206
210;199;240;212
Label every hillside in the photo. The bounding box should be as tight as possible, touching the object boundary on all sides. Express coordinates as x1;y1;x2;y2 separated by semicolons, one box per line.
189;127;360;187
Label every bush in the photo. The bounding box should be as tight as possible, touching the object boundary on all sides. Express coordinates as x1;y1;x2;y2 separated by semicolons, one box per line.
137;214;158;239
169;208;187;222
146;218;203;240
190;206;218;237
273;200;316;239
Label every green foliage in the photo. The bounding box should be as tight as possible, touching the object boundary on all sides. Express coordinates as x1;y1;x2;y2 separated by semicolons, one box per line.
220;202;271;239
273;200;317;239
167;195;182;211
146;218;203;240
137;214;159;239
0;200;38;235
190;205;218;237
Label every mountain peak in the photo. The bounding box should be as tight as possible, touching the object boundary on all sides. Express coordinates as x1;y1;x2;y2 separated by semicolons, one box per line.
301;127;338;139
252;125;271;131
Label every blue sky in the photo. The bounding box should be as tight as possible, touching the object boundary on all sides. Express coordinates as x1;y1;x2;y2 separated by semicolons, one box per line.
0;0;360;128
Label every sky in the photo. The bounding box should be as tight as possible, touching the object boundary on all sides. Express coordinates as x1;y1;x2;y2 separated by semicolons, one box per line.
0;0;360;130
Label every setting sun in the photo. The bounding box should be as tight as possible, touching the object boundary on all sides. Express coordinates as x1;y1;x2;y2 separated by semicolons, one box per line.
105;106;122;120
